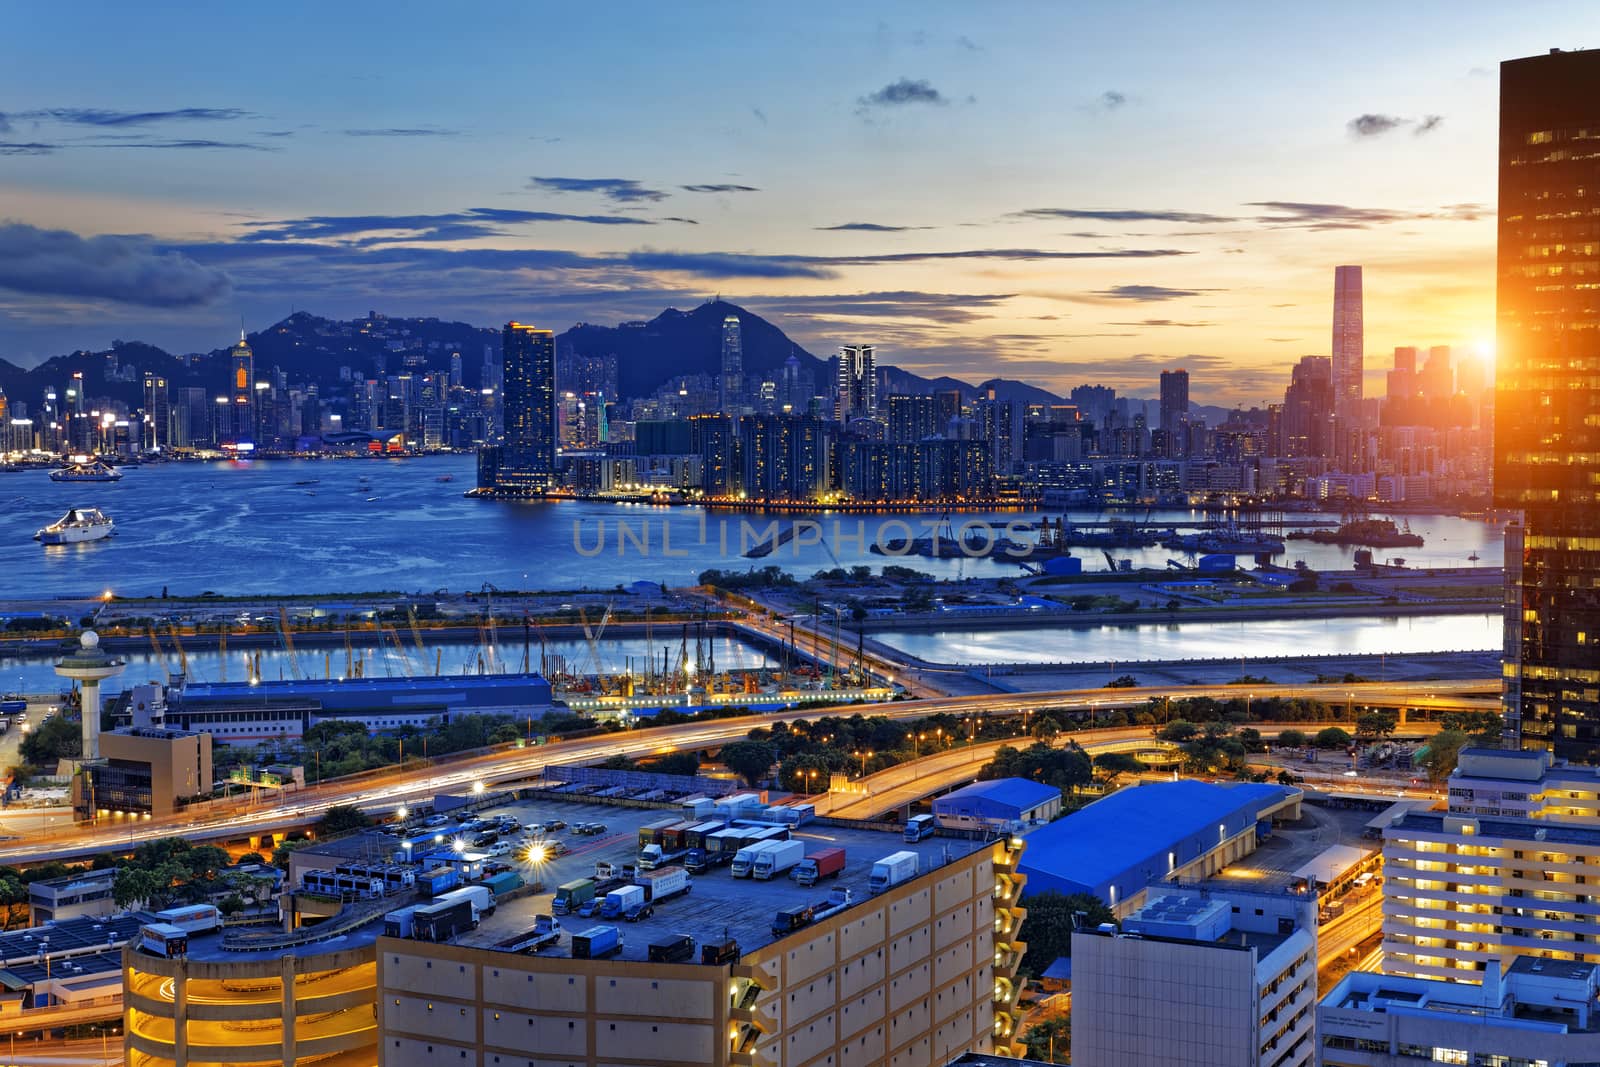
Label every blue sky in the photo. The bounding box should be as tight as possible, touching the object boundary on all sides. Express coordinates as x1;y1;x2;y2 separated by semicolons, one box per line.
0;2;1591;401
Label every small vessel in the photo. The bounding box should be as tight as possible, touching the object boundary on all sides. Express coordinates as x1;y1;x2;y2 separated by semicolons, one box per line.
435;475;456;483
1468;551;1481;561
49;460;123;482
35;507;115;544
294;479;321;486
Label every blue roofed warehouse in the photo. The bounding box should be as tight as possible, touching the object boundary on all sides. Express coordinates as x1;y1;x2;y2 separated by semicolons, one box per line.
933;777;1062;831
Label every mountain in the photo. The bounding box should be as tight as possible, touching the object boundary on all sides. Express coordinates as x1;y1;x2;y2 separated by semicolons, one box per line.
557;299;826;399
247;311;499;385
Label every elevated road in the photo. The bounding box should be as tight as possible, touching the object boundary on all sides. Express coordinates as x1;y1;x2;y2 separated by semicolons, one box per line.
0;679;1493;866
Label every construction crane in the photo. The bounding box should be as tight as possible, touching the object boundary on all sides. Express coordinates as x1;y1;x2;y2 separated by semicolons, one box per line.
577;605;611;678
147;628;170;686
219;627;228;683
278;607;305;681
380;625;414;678
165;623;189;679
406;606;428;661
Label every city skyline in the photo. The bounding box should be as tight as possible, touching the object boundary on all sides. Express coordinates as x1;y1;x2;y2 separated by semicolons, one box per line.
3;5;1587;401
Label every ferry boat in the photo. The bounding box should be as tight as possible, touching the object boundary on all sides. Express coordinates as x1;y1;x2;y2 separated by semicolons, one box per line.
35;507;115;544
49;460;123;482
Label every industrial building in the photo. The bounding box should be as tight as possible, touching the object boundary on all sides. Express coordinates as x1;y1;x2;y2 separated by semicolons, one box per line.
1072;885;1318;1067
28;868;115;924
138;672;553;744
377;833;1027;1067
1381;810;1600;983
932;777;1062;832
0;913;148;1035
1320;958;1600;1067
1018;781;1300;915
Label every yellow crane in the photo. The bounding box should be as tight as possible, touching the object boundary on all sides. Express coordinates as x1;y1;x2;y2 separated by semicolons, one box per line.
147;627;169;686
380;624;413;678
165;622;189;678
278;607;305;681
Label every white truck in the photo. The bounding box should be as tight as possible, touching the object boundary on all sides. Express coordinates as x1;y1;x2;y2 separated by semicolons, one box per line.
437;884;495;921
869;851;919;895
730;840;777;879
752;839;805;881
384;905;420;938
600;884;647;920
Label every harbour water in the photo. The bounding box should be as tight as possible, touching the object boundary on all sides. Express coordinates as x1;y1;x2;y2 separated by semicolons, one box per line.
876;612;1501;666
2;455;1505;597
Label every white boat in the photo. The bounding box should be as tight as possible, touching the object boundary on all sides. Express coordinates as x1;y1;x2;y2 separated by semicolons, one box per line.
49;460;123;482
35;507;115;545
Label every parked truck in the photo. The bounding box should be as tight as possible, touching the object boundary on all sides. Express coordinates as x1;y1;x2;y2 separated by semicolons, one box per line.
753;839;805;881
417;866;460;897
154;904;222;936
647;933;695;963
637;817;681;850
771;904;815;936
412;897;476;942
571;925;623;960
869;851;919;895
792;847;846;887
683;820;728;852
437;884;495;919
600;884;647;920
383;905;420;939
635;865;692;903
552;878;596;915
730;840;777;879
496;915;562;953
687;828;739;873
138;923;189;958
904;813;938;843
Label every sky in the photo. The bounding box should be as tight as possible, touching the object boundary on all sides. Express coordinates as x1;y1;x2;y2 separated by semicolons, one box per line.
0;2;1591;404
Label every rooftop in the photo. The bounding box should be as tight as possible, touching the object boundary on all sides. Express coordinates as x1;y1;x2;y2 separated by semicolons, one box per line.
1508;955;1597;982
0;913;148;965
1020;780;1292;894
1392;810;1600;849
447;796;987;963
177;672;548;701
934;776;1060;812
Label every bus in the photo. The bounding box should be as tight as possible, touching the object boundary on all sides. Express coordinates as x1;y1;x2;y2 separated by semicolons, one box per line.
904;814;937;843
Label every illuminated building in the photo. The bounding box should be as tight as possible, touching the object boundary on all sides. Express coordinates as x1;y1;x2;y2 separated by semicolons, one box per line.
719;314;744;413
477;322;557;493
1159;369;1191;458
227;332;255;446
837;344;877;422
887;394;940;444
1496;48;1600;761
141;373;169;451
1332;265;1364;422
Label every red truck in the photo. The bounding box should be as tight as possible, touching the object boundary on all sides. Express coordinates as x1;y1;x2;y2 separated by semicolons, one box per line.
792;847;846;886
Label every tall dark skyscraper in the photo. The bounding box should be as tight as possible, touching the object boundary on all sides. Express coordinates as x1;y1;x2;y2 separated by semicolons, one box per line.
1282;355;1334;458
1497;48;1600;760
228;332;254;446
1332;265;1364;422
479;321;556;493
1158;368;1190;457
836;344;876;422
719;314;743;413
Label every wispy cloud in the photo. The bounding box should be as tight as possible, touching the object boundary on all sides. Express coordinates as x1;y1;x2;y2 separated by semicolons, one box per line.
1347;112;1446;138
241;207;659;243
1011;207;1235;224
1098;90;1128;110
1;106;251;129
1246;200;1485;229
1072;284;1217;303
343;127;460;137
528;176;668;203
680;183;759;194
858;77;947;109
0;142;57;155
816;222;933;233
1108;318;1214;327
823;247;1191;265
0;222;230;307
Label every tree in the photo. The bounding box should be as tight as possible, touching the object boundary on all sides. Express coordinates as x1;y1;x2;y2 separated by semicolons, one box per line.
640;751;701;777
1355;710;1399;740
1093;751;1144;786
1276;769;1298;786
1159;720;1199;743
1277;729;1308;749
1314;727;1353;750
1105;675;1139;689
1019;890;1114;974
1022;1017;1070;1064
1419;729;1470;783
719;740;778;788
317;805;373;837
113;868;160;910
20;714;80;766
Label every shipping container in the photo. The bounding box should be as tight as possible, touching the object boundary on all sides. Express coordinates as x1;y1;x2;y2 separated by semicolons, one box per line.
647;933;695;963
552;878;596;915
571;925;623;959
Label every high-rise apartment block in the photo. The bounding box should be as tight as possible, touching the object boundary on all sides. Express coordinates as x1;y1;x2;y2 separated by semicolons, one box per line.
475;322;556;493
1496;48;1600;762
1160;369;1191;458
1332;266;1363;422
837;345;877;422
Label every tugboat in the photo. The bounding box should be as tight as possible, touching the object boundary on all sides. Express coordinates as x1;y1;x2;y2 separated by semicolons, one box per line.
49;459;123;482
35;507;115;544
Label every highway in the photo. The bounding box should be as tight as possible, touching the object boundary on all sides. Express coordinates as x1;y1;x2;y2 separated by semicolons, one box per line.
0;678;1493;865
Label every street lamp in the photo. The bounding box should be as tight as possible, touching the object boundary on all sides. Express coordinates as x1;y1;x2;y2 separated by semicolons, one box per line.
806;769;818;795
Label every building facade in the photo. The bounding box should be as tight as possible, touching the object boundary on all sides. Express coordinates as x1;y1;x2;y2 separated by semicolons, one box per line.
376;838;1027;1067
1495;49;1600;763
1073;886;1318;1067
482;322;557;493
1332;266;1363;423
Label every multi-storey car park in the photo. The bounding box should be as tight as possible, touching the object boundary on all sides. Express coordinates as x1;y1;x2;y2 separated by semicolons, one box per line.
123;793;1028;1067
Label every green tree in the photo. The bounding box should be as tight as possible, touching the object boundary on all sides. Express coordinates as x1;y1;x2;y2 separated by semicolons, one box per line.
1314;727;1353;750
20;714;80;766
1159;720;1199;743
1277;729;1308;748
317;805;373;837
1019;890;1114;974
1022;1017;1070;1064
112;868;160;910
1105;675;1139;689
1419;729;1470;783
1093;751;1145;786
1355;710;1399;740
719;740;778;788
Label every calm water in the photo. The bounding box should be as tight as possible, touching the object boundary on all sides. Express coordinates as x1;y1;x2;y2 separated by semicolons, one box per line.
0;634;773;695
0;455;1505;597
878;613;1501;666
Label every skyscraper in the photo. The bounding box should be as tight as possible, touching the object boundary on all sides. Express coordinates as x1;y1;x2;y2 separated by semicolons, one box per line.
141;373;169;451
836;344;876;422
1281;356;1334;458
1332;265;1364;421
479;321;556;493
1496;48;1600;760
719;314;743;413
227;332;255;446
1158;368;1190;457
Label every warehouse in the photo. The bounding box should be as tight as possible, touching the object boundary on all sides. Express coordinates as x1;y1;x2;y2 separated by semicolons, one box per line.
933;777;1062;831
1017;780;1299;916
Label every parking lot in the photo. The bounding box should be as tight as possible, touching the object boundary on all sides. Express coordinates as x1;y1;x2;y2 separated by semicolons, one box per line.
450;796;986;963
